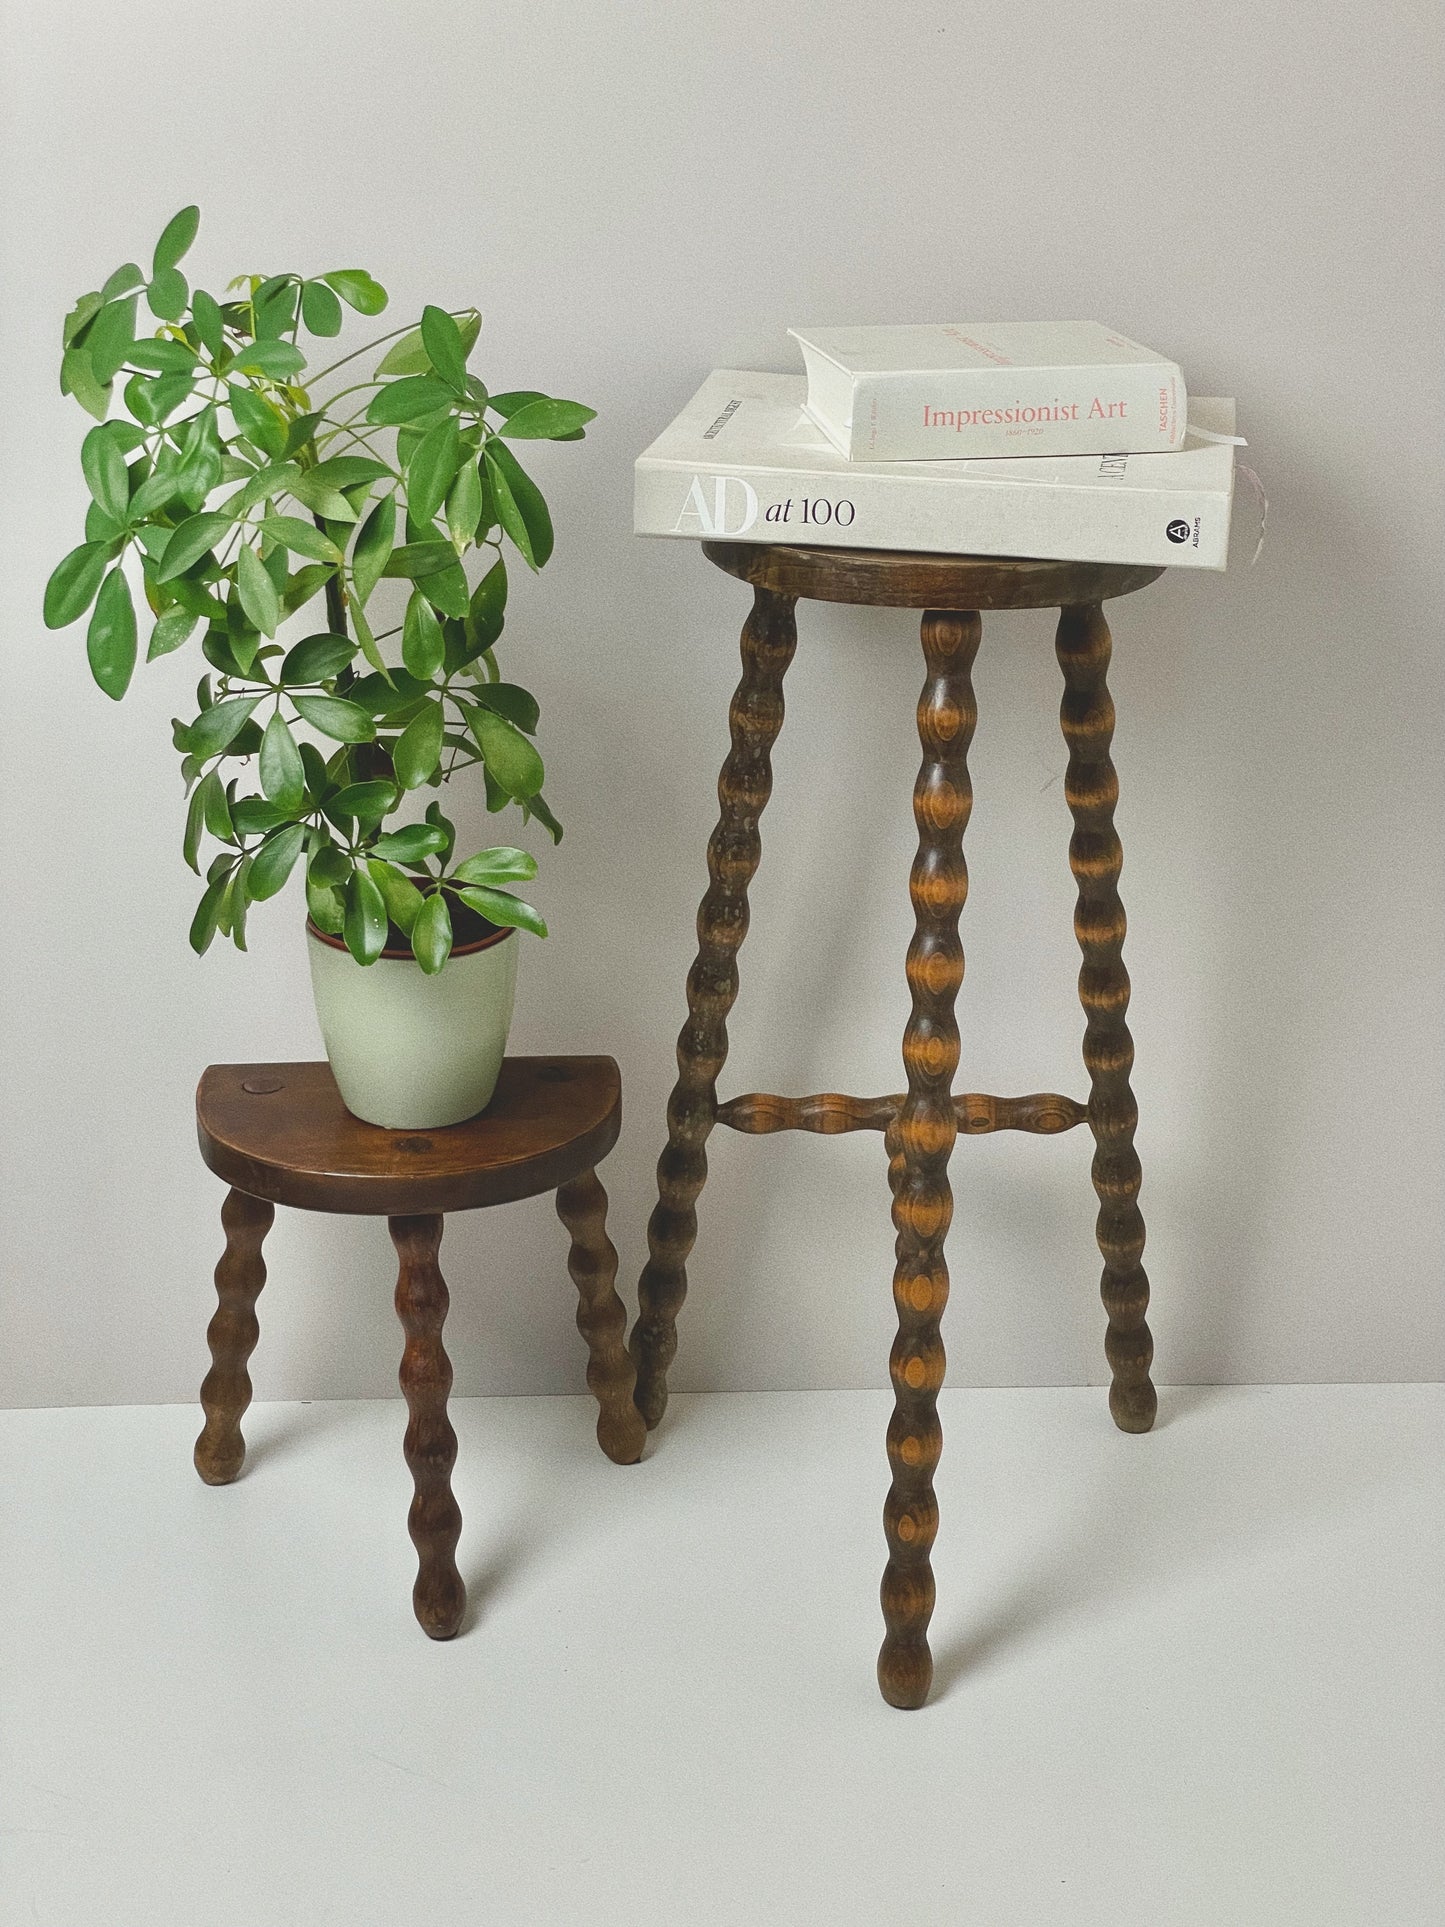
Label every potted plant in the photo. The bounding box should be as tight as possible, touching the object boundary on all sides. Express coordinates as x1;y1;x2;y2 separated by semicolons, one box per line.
45;207;595;1128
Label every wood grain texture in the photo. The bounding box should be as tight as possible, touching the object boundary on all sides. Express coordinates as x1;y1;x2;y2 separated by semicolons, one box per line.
195;1057;621;1215
703;541;1163;612
878;608;981;1710
1056;603;1158;1435
716;1089;1086;1136
630;583;799;1429
390;1213;465;1639
194;1188;274;1486
556;1169;647;1466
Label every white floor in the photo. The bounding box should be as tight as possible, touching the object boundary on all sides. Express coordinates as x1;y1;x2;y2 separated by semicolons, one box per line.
0;1385;1440;1926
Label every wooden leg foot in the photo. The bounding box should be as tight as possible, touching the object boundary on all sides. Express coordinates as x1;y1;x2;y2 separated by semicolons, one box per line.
878;609;979;1709
630;583;798;1427
194;1188;273;1485
557;1169;647;1465
390;1213;464;1639
1056;602;1157;1435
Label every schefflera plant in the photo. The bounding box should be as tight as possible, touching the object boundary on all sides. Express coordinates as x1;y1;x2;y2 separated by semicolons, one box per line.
44;205;596;972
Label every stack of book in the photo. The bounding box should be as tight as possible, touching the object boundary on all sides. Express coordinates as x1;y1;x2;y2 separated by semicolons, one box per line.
634;322;1239;570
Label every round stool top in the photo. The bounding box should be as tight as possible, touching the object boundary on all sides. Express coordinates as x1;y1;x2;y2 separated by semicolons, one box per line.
702;541;1162;610
196;1057;621;1215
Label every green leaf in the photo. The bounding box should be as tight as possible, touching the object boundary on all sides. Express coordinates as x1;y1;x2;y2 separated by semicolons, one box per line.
81;425;134;524
328;779;397;824
147;606;199;661
186;693;264;758
410;891;453;974
87;295;139;384
467;557;508;651
252;277;298;340
291;693;375;743
371;823;448;863
468;705;544;797
392;699;444;789
63;289;104;348
282;412;325;458
190;289;224;357
349;598;389;679
487;390;545;418
322;270;388;317
366;858;425;934
307;456;391;490
451;846;539;886
419;560;471;619
445;459;482;553
228;382;288;460
43;541;111;628
157;512;230;588
202;767;235;841
484;442;553;570
60;346;112;421
497;397;597;440
350;493;395;606
87;566;138;700
366;374;455;427
474;680;540;733
454;885;546;938
376;309;480;377
125;338;197;374
189;874;229;955
307;873;345;935
236;542;281;636
381;539;454;580
147;268;188;322
406;416;461;529
175;403;223;507
301;280;344;337
401;589;445;680
280;631;356;683
224;856;252;948
183;777;208;873
343;868;389;964
420;304;467;390
287;471;358;521
281;564;336;616
102;262;145;302
227;338;307;378
259;713;305;812
153;206;200;275
221;458;301;521
308;843;352;886
247;822;306;901
258;515;342;565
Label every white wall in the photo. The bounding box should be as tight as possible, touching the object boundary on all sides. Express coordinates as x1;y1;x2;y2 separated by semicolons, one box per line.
2;0;1441;1407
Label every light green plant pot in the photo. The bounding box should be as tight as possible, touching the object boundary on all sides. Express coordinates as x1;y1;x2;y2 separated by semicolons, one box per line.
306;919;518;1129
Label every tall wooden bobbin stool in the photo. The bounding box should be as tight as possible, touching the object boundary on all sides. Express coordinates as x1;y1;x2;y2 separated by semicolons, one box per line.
629;542;1166;1708
193;1055;645;1639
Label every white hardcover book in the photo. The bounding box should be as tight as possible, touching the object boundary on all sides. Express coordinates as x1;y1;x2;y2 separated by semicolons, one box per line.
633;371;1236;571
789;322;1186;461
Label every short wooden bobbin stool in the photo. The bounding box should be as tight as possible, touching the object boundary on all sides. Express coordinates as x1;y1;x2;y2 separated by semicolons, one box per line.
193;1055;644;1638
630;542;1166;1708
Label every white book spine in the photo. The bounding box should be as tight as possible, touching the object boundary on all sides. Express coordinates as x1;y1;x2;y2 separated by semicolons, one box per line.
635;457;1231;571
847;359;1184;461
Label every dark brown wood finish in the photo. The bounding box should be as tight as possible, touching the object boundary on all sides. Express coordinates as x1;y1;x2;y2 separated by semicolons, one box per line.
878;608;980;1709
194;1187;274;1485
556;1169;647;1465
704;540;1162;611
634;544;1166;1706
390;1213;465;1638
196;1056;620;1214
1056;603;1158;1433
715;1089;1086;1136
630;583;799;1428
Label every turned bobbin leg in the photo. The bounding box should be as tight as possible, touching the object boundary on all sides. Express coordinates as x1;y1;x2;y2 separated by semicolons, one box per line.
390;1213;465;1638
557;1169;647;1466
629;584;799;1428
194;1187;274;1485
1056;602;1157;1434
878;609;980;1710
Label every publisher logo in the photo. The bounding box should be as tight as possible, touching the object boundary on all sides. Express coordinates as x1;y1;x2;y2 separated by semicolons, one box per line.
1165;519;1190;544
